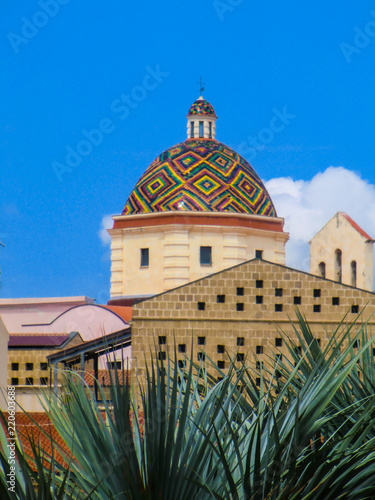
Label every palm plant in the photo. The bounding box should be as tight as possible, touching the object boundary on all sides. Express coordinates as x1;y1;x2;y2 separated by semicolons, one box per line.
0;312;375;499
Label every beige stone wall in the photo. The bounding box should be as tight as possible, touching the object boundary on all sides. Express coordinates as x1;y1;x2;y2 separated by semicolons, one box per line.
8;348;54;388
310;212;374;291
131;259;375;376
110;215;288;298
7;335;83;388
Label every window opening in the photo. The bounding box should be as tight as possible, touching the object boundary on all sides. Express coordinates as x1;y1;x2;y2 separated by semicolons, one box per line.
335;249;342;283
200;246;212;265
140;248;149;267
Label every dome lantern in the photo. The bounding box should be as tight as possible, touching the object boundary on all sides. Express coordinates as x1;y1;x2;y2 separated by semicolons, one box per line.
186;97;217;140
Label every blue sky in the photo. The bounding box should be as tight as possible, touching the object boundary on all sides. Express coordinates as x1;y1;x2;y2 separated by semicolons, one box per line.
1;0;375;301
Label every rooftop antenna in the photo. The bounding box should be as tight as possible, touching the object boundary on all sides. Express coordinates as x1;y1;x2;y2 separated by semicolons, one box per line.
197;77;205;97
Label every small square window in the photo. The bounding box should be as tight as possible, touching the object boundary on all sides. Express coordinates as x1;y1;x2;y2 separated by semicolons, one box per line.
294;296;301;305
332;297;340;306
26;363;33;371
275;288;283;297
198;336;206;345
197;352;205;361
313;289;321;298
140;248;149;267
158;351;167;361
11;378;18;386
40;362;48;371
316;338;321;346
275;338;283;347
237;353;245;362
276;354;283;361
255;295;263;304
108;361;122;370
217;295;225;303
236;303;244;311
295;346;302;354
158;336;166;345
237;337;244;346
352;305;359;314
276;370;282;379
178;344;186;353
218;360;225;369
40;377;48;386
255;250;263;259
197;302;205;311
200;246;212;265
275;304;283;312
217;377;224;382
353;340;360;349
217;344;225;354
236;287;244;296
372;347;375;356
11;363;19;371
178;360;184;368
313;304;321;313
256;361;263;370
256;345;263;354
26;377;34;386
256;377;261;386
255;280;263;289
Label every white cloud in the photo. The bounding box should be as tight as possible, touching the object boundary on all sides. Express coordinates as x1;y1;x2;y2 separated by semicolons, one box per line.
98;215;113;246
265;167;375;271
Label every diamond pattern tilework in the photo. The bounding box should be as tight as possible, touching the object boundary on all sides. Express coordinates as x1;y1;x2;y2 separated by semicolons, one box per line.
122;139;276;216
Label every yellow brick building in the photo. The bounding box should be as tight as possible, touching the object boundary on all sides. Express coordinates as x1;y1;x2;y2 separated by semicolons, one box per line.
7;332;83;411
131;258;375;376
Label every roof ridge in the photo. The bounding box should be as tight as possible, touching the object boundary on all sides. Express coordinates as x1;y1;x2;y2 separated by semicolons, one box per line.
339;212;374;241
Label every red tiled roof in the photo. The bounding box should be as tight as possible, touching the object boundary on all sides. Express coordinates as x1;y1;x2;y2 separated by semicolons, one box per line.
8;334;70;347
1;407;145;469
1;412;70;468
102;305;132;322
83;369;130;386
339;212;374;241
45;369;130;387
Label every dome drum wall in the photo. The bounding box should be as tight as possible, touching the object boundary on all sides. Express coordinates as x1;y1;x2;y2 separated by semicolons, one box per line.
109;212;288;298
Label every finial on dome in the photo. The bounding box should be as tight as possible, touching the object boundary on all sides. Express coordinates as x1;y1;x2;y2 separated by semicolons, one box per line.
197;76;205;96
186;95;217;140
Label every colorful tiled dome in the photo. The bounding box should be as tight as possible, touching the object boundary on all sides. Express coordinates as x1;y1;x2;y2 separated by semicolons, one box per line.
122;139;276;216
187;98;217;117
